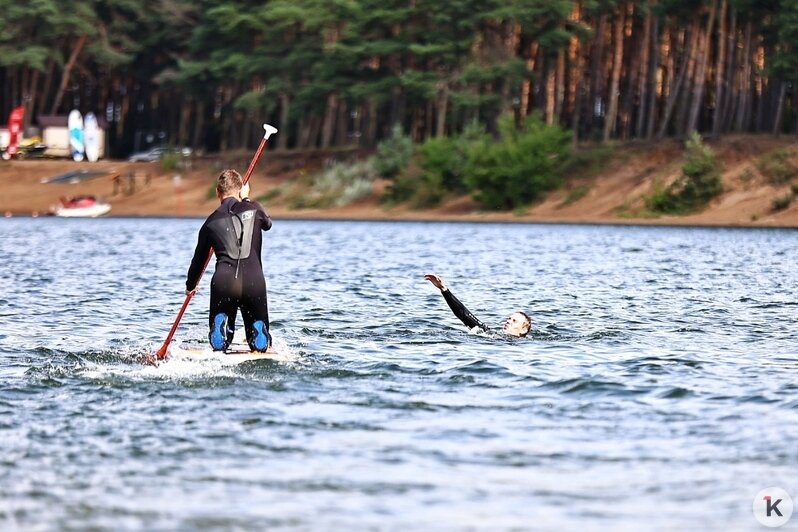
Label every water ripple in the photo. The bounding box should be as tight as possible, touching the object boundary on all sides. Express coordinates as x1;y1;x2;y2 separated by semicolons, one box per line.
1;219;797;529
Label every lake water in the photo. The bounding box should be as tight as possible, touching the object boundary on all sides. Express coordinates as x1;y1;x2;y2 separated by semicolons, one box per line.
1;218;796;530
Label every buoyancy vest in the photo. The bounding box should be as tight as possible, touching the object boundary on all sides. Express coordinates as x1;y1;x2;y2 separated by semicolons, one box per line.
207;201;258;277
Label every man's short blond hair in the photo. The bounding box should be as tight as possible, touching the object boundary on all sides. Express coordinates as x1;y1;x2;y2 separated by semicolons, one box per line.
216;169;243;198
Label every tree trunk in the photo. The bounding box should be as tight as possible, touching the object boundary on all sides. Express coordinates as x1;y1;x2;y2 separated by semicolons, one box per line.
635;3;652;139
721;8;737;131
388;86;403;132
178;97;191;146
711;0;728;137
278;93;290;150
118;80;130;139
320;93;338;149
336;100;348;146
686;0;718;134
411;106;424;141
435;83;448;137
675;19;701;136
351;104;364;146
555;48;566;124
25;68;40;132
773;81;786;134
545;59;556;125
645;14;661;139
734;21;753;131
657;25;697;138
297;114;319;150
603;7;626;141
296;115;310;149
570;31;587;143
793;92;798;133
50;35;87;115
753;73;771;133
620;4;640;140
192;100;205;149
589;15;608;136
364;99;378;147
307;114;322;149
521;42;539;117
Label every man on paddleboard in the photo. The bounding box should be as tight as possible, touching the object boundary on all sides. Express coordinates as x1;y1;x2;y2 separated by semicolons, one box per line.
424;273;531;337
186;169;272;352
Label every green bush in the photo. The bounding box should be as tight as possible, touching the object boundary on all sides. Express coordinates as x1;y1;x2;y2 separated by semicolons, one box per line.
419;137;465;193
381;174;417;205
418;123;487;195
381;171;446;209
756;149;798;184
291;160;376;209
382;123;489;209
647;132;722;214
772;193;793;212
463;115;572;210
409;175;446;209
373;124;413;179
791;182;798;196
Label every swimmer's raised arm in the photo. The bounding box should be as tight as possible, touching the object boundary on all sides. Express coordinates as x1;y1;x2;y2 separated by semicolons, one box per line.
424;273;487;332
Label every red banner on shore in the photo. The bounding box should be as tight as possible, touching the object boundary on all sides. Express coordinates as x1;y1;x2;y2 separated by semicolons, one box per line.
6;106;25;157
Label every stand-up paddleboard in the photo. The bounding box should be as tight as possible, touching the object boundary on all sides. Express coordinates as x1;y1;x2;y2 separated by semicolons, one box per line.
166;331;292;364
169;343;288;364
68;110;84;162
83;112;100;162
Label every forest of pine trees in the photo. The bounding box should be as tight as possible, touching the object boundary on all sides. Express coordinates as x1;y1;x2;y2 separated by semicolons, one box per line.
1;0;797;156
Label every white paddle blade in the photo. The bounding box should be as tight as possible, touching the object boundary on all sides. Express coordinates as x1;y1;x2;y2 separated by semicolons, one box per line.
263;124;278;140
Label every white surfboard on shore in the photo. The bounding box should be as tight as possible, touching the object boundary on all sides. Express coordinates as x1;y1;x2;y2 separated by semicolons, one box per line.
68;110;85;162
84;112;100;162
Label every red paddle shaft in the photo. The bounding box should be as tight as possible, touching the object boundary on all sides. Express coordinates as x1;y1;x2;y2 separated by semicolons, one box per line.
153;125;278;359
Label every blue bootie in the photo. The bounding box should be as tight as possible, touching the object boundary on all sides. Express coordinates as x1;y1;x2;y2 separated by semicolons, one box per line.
209;313;229;351
248;320;271;352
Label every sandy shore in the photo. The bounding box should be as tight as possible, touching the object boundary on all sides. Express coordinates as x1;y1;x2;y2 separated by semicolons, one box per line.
2;135;797;227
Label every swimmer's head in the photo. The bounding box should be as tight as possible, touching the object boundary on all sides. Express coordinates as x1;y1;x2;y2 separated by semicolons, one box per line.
503;311;531;337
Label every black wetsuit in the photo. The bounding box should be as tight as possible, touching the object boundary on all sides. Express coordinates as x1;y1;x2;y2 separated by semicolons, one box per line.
440;288;491;334
186;197;272;345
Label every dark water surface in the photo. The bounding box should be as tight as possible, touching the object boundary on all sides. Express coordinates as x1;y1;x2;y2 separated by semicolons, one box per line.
1;218;796;530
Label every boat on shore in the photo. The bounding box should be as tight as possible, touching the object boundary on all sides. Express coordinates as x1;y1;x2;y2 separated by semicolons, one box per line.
52;195;111;217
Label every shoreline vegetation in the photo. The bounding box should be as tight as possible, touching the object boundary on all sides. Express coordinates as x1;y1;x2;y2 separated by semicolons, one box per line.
4;1;798;157
4;2;798;229
2;133;797;228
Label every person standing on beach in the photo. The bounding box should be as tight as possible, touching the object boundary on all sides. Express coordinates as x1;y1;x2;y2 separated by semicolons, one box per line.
424;273;532;337
186;169;273;351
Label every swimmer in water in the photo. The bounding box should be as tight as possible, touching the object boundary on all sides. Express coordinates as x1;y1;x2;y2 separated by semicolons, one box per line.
424;273;531;337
